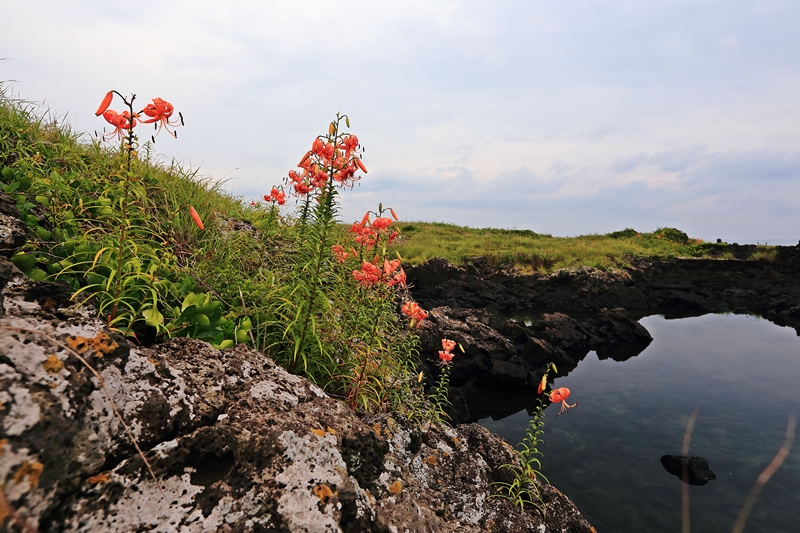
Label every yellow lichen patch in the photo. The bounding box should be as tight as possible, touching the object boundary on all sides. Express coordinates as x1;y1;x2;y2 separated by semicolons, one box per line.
86;473;111;484
0;438;7;456
310;428;327;437
313;484;334;504
372;424;382;437
13;461;44;488
326;426;336;435
423;455;437;466
43;354;64;374
388;480;402;494
146;357;159;367
66;333;119;357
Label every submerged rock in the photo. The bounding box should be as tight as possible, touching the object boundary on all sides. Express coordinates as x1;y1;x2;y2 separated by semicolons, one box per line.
660;455;717;486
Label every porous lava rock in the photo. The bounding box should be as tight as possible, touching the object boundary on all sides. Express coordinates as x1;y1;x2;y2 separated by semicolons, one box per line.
407;254;800;331
0;260;594;532
416;305;651;423
0;192;27;258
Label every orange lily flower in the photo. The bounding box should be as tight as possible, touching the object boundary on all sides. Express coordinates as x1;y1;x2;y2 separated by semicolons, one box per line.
401;301;428;327
101;110;136;140
267;186;286;205
332;244;350;263
352;261;382;287
372;217;392;232
549;387;577;417
382;258;401;277
141;98;181;138
341;134;359;154
387;268;406;287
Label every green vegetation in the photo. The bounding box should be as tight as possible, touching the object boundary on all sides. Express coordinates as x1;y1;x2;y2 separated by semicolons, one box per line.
492;401;548;513
0;86;430;417
491;362;559;514
394;222;777;273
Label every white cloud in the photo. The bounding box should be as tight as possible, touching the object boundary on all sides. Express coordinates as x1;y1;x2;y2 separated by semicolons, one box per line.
1;0;799;242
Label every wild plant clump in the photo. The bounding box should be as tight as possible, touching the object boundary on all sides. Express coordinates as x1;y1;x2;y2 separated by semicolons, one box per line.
0;86;433;417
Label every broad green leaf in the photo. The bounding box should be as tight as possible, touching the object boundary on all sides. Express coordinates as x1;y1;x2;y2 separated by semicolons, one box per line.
143;308;164;327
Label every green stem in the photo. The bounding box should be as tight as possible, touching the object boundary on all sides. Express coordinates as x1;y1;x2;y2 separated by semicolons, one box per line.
110;94;136;325
289;120;341;373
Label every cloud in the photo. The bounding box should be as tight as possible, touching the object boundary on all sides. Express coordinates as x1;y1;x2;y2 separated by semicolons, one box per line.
646;146;708;173
610;152;648;173
1;0;800;243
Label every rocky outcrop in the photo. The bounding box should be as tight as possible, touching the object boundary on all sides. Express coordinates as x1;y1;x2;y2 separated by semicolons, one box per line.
407;254;800;331
0;195;594;532
415;306;651;423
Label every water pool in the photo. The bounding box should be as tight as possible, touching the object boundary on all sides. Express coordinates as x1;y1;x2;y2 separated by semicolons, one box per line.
479;314;800;532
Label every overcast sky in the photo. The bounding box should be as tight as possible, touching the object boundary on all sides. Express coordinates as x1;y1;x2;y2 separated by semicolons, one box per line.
3;1;799;242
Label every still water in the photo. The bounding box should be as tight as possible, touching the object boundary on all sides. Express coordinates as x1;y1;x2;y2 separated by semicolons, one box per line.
479;314;800;533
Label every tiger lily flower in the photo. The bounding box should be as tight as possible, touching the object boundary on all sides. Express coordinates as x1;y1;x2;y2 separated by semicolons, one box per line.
548;387;577;417
101;110;136;140
401;301;428;327
352;261;382;287
340;134;359;154
438;350;454;364
264;186;286;205
141;98;181;138
372;217;392;232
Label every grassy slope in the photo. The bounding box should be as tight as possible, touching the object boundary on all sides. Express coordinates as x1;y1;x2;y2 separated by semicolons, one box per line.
392;222;777;273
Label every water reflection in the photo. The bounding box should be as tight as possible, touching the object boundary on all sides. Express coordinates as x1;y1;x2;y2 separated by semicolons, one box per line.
479;314;800;533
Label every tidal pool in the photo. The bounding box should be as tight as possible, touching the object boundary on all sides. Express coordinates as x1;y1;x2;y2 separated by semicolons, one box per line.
479;313;800;533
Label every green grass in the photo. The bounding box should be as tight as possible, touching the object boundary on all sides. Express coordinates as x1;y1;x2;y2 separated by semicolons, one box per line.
393;222;777;273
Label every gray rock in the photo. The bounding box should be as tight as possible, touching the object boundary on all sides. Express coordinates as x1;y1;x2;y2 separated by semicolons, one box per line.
0;193;27;257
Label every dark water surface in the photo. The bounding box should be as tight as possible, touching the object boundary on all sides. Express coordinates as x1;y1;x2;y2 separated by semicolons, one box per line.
478;314;800;533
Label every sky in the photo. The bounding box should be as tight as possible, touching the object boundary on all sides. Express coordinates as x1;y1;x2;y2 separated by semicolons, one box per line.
2;0;799;243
